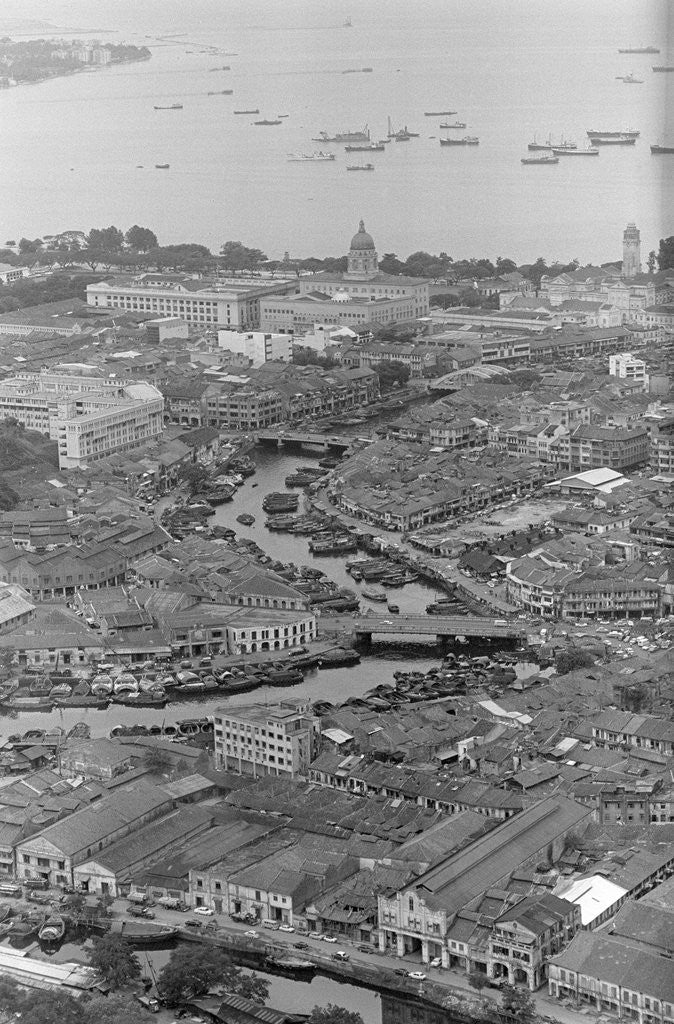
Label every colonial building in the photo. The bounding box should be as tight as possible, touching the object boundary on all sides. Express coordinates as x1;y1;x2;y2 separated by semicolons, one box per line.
259;221;430;333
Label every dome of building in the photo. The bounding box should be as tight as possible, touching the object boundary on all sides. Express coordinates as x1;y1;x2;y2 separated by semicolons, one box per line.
332;289;351;303
350;219;375;251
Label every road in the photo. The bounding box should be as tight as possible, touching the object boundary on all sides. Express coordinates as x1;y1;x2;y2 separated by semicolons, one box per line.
109;899;586;1024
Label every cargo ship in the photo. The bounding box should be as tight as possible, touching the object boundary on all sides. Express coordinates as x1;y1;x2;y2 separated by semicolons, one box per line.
344;142;385;152
440;136;479;146
154;103;182;110
521;154;559;164
424;110;457;116
313;126;370;143
587;133;636;145
586;128;639;138
254;119;282;125
552;145;599;156
287;152;336;161
207;89;233;95
440;121;467;129
651;143;674;153
346;162;375;170
652;65;674;72
618;46;659;53
234;108;259;114
528;135;553;151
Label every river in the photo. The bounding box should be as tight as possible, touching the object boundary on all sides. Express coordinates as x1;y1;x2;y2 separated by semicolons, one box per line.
1;0;669;262
0;444;540;742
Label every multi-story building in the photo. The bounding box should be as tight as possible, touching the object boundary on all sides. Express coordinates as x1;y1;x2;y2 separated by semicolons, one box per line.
505;557;575;617
0;371;164;469
633;303;674;331
212;700;320;778
650;417;674;474
548;931;674;1024
217;330;293;367
259;221;430;333
378;797;591;967
87;272;296;330
552;424;649;473
609;352;649;389
589;711;674;757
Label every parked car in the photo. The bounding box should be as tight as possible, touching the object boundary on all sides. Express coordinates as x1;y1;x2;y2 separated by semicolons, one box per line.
193;906;214;916
407;971;426;981
184;919;202;929
244;929;259;938
278;924;295;933
293;942;309;950
357;944;373;954
332;951;350;962
429;957;442;968
322;935;338;943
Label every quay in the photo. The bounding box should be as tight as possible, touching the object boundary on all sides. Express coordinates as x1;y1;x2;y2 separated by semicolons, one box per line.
352;613;527;645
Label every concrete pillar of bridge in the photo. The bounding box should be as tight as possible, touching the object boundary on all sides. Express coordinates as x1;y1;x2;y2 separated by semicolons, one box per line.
355;630;372;652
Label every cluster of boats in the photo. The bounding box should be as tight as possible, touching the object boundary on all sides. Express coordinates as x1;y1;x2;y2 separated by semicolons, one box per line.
314;652;523;715
0;903;66;944
521;128;642;163
262;491;299;514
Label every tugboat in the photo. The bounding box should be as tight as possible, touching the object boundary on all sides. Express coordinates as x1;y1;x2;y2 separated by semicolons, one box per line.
616;73;644;83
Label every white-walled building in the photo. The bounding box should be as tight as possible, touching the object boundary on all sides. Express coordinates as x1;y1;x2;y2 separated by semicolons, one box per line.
217;330;292;367
609;352;648;388
87;272;296;330
297;324;358;353
0;371;164;469
213;700;320;778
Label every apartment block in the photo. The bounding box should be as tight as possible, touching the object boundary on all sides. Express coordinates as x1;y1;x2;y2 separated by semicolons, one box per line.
213;701;320;778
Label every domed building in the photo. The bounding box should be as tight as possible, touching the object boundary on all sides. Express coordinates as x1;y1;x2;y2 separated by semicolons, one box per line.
259;219;430;334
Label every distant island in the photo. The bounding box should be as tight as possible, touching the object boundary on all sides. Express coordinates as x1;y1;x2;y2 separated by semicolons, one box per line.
0;37;151;88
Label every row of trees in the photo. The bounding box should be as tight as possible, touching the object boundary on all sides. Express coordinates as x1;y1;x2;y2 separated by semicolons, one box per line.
7;226;673;280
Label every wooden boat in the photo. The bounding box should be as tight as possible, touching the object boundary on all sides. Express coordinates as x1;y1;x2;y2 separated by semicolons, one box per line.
0;694;53;711
110;920;179;946
236;513;256;526
67;722;91;741
53;695;108;709
363;588;387;601
318;648;361;668
39;912;65;942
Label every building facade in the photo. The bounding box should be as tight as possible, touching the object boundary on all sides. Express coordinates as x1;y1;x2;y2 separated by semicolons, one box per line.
213;701;320;778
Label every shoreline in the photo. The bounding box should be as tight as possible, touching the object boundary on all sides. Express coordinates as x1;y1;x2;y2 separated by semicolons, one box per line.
0;53;151;92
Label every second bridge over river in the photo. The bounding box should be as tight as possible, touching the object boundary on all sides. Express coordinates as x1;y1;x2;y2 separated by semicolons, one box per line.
352;614;528;646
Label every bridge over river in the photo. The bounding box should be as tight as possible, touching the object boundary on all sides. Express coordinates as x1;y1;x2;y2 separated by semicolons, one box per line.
257;430;359;451
353;614;528;646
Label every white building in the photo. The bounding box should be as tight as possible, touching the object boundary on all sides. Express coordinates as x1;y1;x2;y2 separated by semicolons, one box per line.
300;324;359;353
213;700;320;778
609;352;648;388
0;371;164;469
217;330;292;367
87;272;296;331
0;263;29;285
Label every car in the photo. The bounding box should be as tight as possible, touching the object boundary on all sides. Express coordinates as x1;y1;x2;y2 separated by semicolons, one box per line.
128;905;155;919
323;935;338;942
184;919;202;929
429;957;442;968
332;951;350;962
278;924;295;933
244;929;259;938
293;941;309;950
407;971;427;981
24;878;50;891
357;944;373;954
394;969;407;976
193;906;214;916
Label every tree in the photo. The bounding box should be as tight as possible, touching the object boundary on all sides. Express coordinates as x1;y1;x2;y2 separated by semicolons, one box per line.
657;236;674;271
179;462;210;494
524;256;549;289
219;240;268;272
373;360;411;391
143;746;172;773
125;225;158;251
468;970;489;991
6;989;86;1024
87;226;125;252
158;945;269;1006
646;249;657;274
307;1007;364;1024
500;983;538;1024
495;256;518;275
81;993;149;1024
18;236;42;255
88;933;141;989
554;648;596;675
379;252;405;275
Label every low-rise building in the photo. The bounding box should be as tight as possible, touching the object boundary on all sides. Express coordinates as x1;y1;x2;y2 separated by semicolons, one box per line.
217;330;293;367
609;352;649;389
548;931;674;1024
213;700;320;778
